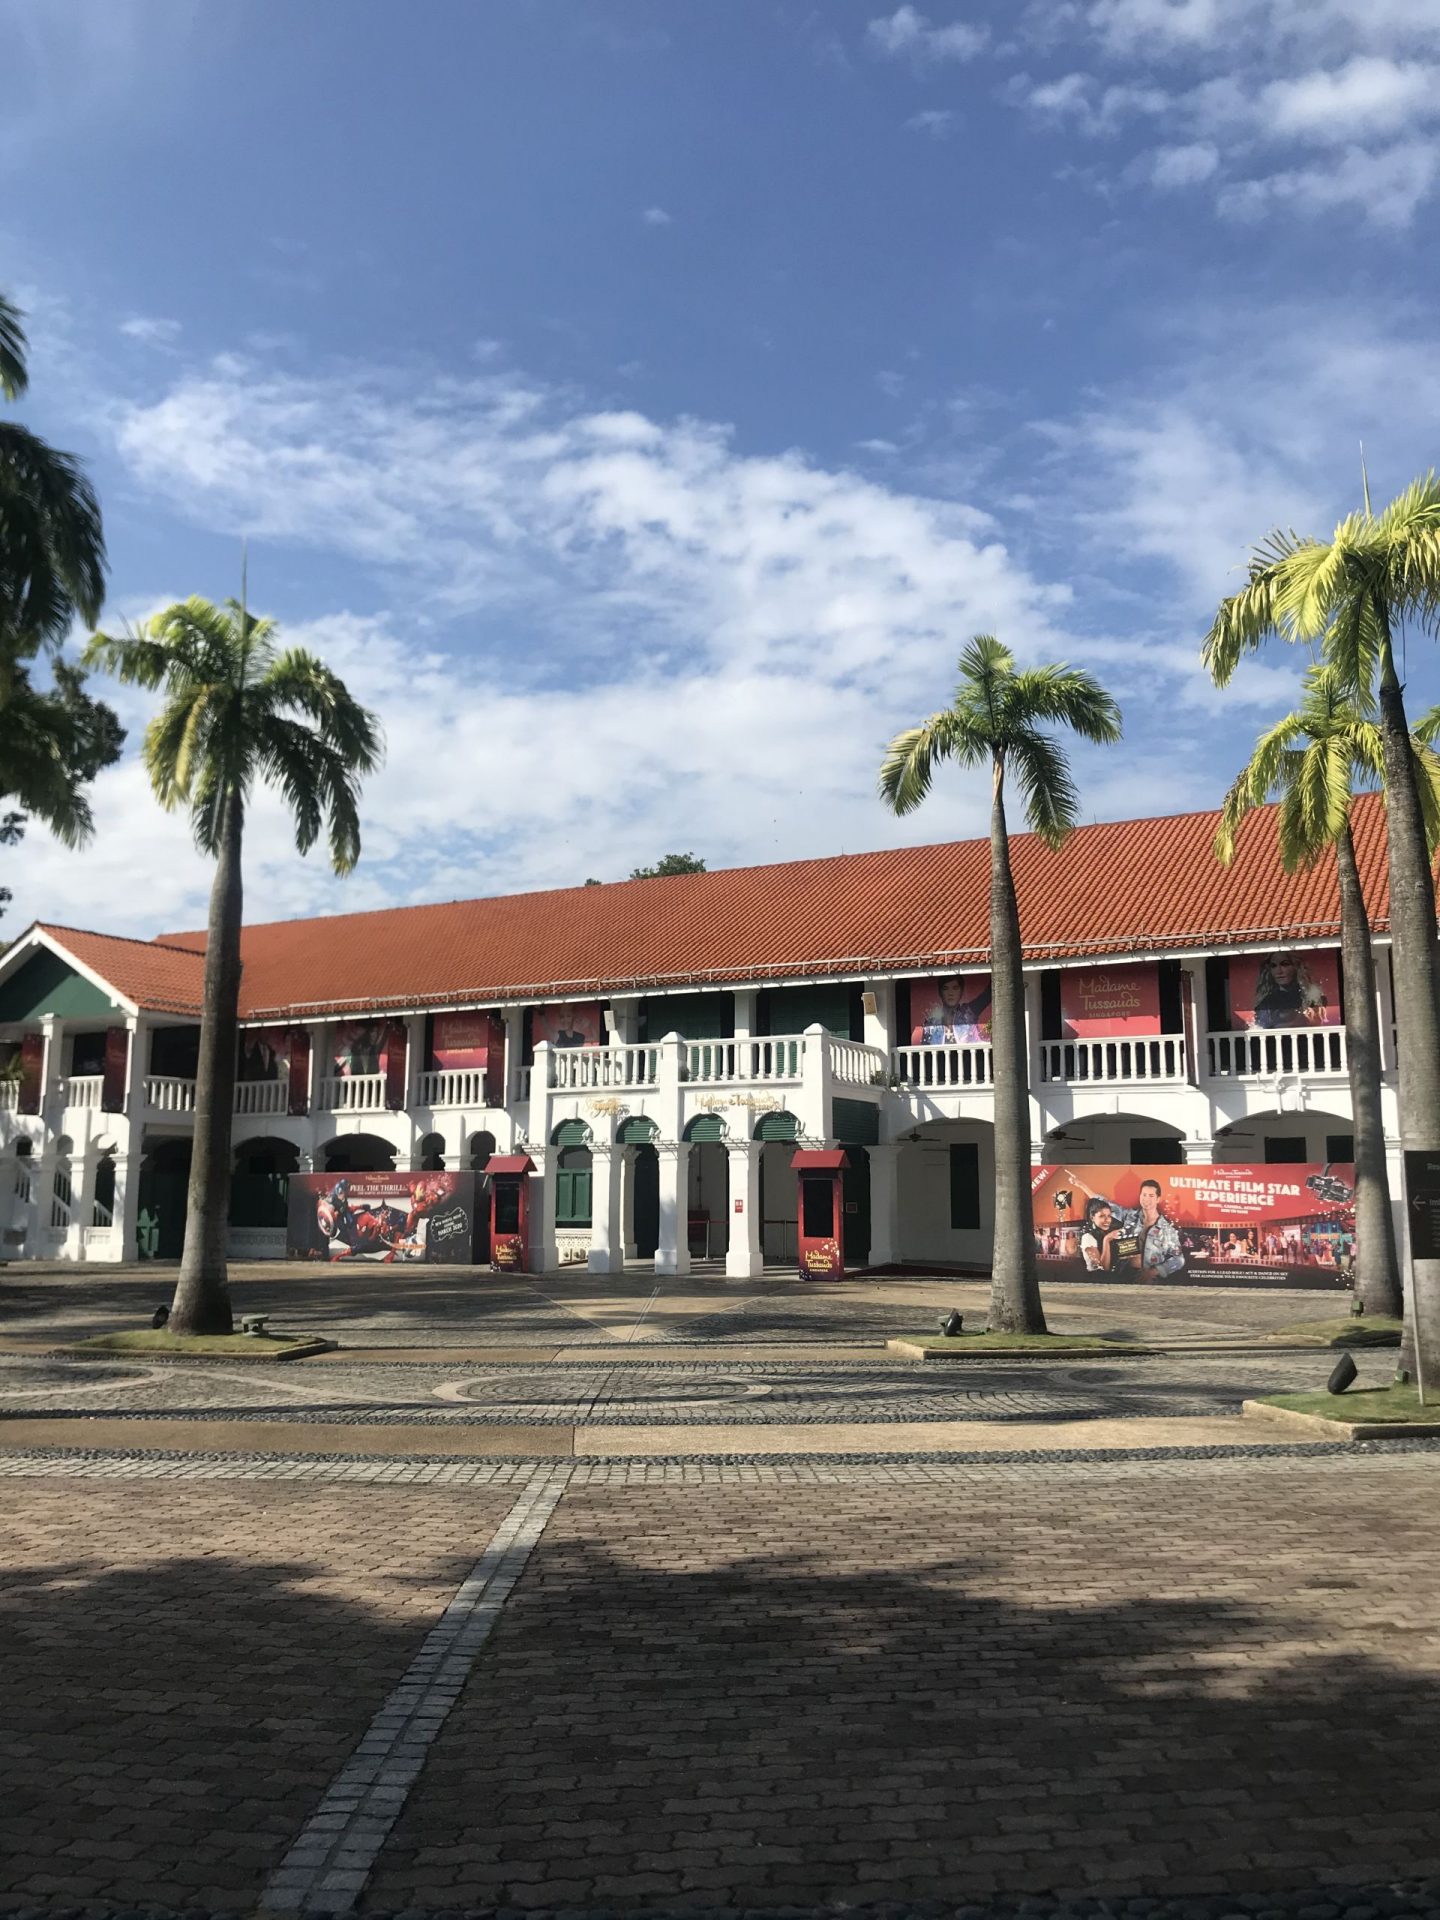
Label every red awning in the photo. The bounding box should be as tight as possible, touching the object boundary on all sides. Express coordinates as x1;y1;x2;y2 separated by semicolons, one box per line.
790;1149;849;1170
486;1153;536;1175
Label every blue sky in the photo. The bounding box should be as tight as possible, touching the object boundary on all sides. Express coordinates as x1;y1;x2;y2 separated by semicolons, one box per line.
6;0;1440;936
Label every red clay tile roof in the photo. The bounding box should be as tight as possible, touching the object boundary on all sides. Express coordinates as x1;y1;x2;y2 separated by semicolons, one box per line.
37;925;207;1017
132;791;1395;1021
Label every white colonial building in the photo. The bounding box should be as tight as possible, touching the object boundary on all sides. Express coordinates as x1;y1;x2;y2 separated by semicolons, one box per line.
0;793;1406;1280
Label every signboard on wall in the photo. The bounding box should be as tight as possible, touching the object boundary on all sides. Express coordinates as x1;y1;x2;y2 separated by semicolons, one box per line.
909;974;992;1045
433;1012;491;1071
1031;1161;1355;1290
286;1171;477;1263
1229;951;1340;1030
1059;964;1160;1039
533;1002;602;1048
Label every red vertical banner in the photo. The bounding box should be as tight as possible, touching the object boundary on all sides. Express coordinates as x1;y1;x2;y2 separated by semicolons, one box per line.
484;1013;506;1108
17;1032;44;1114
288;1030;311;1116
101;1027;129;1113
384;1023;408;1111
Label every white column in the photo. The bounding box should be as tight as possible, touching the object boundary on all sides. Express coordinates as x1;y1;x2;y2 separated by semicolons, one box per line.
863;980;894;1055
531;1143;559;1274
39;1013;61;1110
799;1021;831;1144
732;989;757;1040
1376;946;1399;1077
724;1139;763;1280
621;1144;638;1258
530;1040;554;1173
1182;1138;1215;1164
111;1147;141;1263
307;1022;328;1114
654;1139;691;1276
587;1139;622;1274
867;1141;901;1268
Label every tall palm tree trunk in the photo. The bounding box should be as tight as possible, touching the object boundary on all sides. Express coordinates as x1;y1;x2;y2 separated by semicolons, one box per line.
170;792;242;1334
1335;822;1402;1317
1374;619;1440;1379
987;759;1046;1334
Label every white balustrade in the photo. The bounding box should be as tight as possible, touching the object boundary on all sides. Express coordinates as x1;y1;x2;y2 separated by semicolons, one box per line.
547;1045;659;1091
0;1081;18;1112
1206;1025;1348;1082
513;1065;532;1102
50;1166;72;1230
316;1073;387;1112
234;1079;288;1116
59;1076;103;1111
891;1044;993;1090
145;1074;197;1114
825;1036;890;1087
418;1068;490;1108
1039;1035;1188;1085
80;1224;118;1255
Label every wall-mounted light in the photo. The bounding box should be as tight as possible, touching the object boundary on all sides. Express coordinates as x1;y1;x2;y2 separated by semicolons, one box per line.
861;990;878;1016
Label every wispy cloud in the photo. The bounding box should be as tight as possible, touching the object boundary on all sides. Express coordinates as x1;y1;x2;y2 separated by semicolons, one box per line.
905;107;960;136
641;205;673;226
867;6;987;65
119;316;182;346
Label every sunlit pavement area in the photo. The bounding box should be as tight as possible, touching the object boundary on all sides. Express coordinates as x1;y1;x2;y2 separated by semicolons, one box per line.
3;1268;1439;1920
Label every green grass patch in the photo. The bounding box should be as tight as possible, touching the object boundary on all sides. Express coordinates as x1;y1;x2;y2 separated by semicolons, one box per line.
892;1331;1143;1354
69;1329;323;1358
1260;1383;1440;1424
1269;1316;1403;1348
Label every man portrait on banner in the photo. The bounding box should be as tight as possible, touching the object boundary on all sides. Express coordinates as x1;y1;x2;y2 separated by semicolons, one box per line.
1130;1176;1185;1278
912;974;992;1045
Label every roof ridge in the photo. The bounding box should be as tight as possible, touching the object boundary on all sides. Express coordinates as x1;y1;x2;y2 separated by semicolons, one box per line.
157;794;1309;946
39;921;207;959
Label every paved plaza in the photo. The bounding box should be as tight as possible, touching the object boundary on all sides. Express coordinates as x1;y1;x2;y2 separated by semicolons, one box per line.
3;1269;1438;1919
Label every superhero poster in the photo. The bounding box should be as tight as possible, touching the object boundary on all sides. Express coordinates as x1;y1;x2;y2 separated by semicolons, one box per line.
286;1171;477;1264
1031;1162;1356;1291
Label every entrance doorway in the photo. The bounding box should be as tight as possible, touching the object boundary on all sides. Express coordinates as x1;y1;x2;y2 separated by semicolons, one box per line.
138;1137;192;1259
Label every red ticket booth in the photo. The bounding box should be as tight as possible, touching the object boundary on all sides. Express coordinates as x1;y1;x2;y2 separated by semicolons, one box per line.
487;1152;535;1274
791;1147;849;1279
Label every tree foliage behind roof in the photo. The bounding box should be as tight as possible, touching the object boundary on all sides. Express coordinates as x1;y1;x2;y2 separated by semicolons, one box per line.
629;851;707;880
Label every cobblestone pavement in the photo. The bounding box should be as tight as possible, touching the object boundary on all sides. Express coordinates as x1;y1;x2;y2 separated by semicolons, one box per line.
2;1448;1439;1918
0;1265;1346;1351
0;1348;1398;1427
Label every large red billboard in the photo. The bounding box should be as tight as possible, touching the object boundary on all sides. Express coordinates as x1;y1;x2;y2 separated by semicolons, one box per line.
1229;950;1340;1030
1059;964;1160;1039
286;1171;477;1263
1031;1161;1355;1290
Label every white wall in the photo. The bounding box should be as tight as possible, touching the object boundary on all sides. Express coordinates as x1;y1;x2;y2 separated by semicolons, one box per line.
895;1122;994;1268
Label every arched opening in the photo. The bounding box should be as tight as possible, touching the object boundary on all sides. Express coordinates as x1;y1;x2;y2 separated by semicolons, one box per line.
231;1136;300;1228
92;1144;117;1227
683;1113;729;1259
1213;1108;1355;1167
467;1130;496;1172
322;1133;398;1174
1042;1113;1186;1165
754;1111;800;1266
137;1136;192;1259
418;1130;446;1172
615;1117;658;1259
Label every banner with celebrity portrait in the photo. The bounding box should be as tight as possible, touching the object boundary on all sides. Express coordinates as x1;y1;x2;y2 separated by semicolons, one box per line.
286;1171;478;1264
909;973;992;1045
533;1001;602;1049
1031;1161;1356;1290
1229;950;1341;1030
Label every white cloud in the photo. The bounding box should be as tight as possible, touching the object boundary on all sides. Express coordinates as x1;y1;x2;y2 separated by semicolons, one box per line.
1016;3;1440;226
641;205;673;226
905;107;959;136
119;316;181;345
867;6;987;64
1144;141;1219;187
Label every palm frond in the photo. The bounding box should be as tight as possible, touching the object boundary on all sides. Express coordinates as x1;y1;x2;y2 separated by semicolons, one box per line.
879;710;987;815
1008;727;1079;850
0;292;27;402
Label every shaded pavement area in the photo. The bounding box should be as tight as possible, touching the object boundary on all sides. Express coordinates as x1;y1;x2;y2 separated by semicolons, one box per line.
2;1451;1439;1915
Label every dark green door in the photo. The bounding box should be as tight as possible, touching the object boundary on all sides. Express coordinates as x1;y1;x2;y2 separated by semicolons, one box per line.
632;1145;659;1258
842;1148;871;1268
137;1142;191;1260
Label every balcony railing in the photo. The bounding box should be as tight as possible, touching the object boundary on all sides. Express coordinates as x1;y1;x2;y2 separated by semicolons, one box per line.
1206;1025;1348;1082
1039;1035;1188;1086
891;1043;993;1090
548;1045;660;1091
417;1068;490;1109
57;1075;104;1110
146;1074;197;1114
235;1079;288;1117
315;1073;387;1112
682;1037;805;1085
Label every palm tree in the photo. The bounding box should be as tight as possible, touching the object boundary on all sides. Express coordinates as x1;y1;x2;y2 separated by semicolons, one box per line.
86;595;382;1333
879;635;1122;1333
0;291;118;852
1213;664;1440;1318
1204;476;1440;1378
